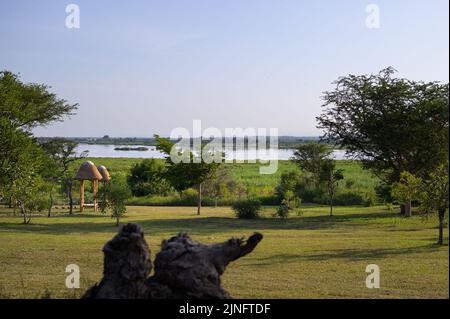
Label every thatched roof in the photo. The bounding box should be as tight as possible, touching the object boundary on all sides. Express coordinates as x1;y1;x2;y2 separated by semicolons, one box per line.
97;165;111;182
75;161;103;181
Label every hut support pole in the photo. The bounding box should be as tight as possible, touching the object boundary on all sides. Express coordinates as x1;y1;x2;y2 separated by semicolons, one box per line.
80;180;85;212
93;180;99;212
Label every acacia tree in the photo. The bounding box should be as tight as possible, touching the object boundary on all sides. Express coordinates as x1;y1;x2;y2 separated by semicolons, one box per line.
99;179;131;226
418;164;449;245
0;71;77;218
291;142;332;190
317;68;449;216
320;160;344;217
40;138;87;216
155;135;222;215
391;172;423;217
202;165;236;207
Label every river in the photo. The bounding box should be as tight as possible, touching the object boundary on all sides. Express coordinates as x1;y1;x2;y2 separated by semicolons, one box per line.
75;144;349;160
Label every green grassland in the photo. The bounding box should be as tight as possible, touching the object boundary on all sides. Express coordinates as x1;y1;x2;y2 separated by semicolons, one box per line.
66;158;380;206
0;205;448;298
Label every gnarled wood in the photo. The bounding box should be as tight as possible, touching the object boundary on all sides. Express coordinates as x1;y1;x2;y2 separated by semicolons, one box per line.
82;223;263;299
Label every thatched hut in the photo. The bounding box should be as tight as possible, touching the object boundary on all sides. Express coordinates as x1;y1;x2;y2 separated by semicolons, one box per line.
76;161;103;212
97;165;111;182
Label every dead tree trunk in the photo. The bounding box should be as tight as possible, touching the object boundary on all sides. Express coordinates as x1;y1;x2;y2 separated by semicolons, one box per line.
82;223;263;299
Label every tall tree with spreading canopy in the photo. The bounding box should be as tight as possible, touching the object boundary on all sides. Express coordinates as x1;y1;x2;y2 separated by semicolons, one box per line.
0;71;77;217
317;68;449;216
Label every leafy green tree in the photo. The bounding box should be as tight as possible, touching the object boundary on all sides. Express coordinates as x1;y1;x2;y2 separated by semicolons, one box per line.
291;143;332;189
0;71;77;129
418;164;449;245
202;165;236;207
320;160;344;216
100;179;131;226
276;190;302;219
127;159;171;196
317;67;449;215
40;138;87;215
1;71;77;218
155;135;223;215
391;172;423;217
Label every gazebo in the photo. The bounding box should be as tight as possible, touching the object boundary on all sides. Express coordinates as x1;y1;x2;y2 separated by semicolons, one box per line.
97;165;111;182
75;161;103;212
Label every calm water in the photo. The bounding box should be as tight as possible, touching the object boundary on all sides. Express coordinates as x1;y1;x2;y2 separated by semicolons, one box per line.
76;144;349;160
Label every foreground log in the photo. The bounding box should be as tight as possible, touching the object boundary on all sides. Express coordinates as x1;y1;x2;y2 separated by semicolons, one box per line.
82;223;263;299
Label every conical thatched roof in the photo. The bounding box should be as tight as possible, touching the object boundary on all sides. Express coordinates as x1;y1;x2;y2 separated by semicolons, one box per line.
75;161;103;180
97;165;111;182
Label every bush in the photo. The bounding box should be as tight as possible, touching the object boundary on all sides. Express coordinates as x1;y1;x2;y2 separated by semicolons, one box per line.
232;199;261;219
274;191;302;219
127;159;171;196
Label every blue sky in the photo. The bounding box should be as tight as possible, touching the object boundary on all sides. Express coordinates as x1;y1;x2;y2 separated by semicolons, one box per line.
0;0;448;137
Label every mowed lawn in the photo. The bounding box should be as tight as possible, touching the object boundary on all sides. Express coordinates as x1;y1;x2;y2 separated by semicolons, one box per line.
0;205;448;299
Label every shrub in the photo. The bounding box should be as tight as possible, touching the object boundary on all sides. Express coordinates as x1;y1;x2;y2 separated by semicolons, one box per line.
274;191;302;219
232;199;261;219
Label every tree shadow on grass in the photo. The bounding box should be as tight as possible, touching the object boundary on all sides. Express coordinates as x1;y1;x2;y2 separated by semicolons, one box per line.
0;211;396;236
244;243;445;266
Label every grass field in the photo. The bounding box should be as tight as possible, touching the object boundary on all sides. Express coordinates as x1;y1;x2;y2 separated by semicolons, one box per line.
0;205;447;299
64;158;380;206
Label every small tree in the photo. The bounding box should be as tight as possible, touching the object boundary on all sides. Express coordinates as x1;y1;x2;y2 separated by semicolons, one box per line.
275;190;302;219
100;180;131;226
202;166;236;207
320;160;344;217
391;172;423;217
40;138;87;215
291;143;332;189
418;164;449;245
155;135;223;215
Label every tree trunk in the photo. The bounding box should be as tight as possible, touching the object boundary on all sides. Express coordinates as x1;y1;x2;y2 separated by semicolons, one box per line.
68;181;73;215
197;183;202;215
48;190;53;217
400;204;406;215
404;201;412;217
330;195;333;217
437;209;445;245
215;197;218;208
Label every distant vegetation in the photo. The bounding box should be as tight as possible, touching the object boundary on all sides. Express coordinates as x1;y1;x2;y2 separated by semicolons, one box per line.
114;146;148;151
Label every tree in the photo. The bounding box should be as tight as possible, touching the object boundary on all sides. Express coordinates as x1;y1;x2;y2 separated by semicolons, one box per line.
291;143;332;189
320;160;344;216
127;159;171;196
100;179;131;226
418;164;449;245
391;171;423;217
202;165;236;207
0;71;77;130
40;138;88;215
1;71;77;218
317;68;449;215
154;135;222;215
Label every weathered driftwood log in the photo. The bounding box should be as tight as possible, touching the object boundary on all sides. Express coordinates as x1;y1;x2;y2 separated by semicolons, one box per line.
82;223;263;299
